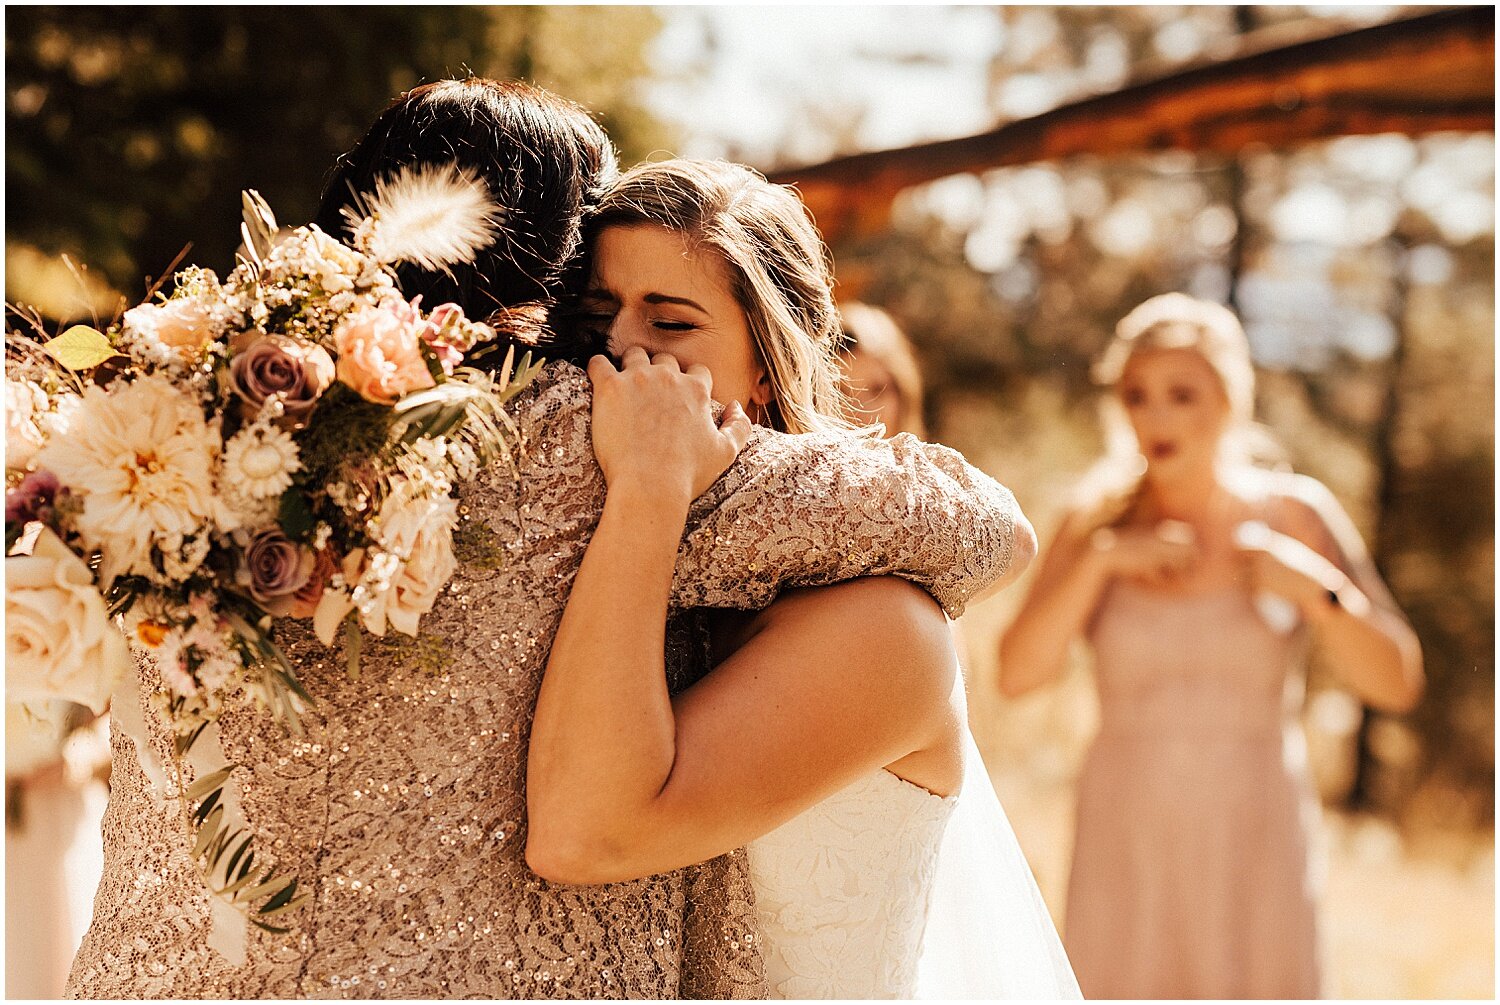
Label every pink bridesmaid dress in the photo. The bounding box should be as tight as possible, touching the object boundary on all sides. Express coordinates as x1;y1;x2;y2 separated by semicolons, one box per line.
1067;580;1325;999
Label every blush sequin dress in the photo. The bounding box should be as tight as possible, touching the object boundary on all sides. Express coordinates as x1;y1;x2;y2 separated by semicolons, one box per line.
66;362;1023;1000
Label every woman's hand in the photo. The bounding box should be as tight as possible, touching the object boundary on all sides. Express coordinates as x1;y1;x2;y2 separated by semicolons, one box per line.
1091;520;1199;587
588;347;753;504
1232;520;1364;622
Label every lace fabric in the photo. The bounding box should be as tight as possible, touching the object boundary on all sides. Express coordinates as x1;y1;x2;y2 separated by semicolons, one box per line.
66;362;1025;999
747;770;956;999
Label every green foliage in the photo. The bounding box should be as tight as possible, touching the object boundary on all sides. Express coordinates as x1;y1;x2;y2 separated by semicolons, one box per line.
453;518;509;572
6;6;672;303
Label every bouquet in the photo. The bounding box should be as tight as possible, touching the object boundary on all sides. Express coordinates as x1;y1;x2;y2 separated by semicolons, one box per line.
5;164;540;939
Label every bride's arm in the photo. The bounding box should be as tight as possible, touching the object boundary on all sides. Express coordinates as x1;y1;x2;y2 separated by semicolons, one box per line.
526;351;966;883
529;567;958;884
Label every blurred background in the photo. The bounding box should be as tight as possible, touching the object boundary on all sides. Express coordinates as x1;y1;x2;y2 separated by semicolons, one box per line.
5;5;1493;999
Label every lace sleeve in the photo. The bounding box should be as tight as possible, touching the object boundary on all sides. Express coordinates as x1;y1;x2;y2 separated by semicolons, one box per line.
516;365;1020;619
672;427;1022;618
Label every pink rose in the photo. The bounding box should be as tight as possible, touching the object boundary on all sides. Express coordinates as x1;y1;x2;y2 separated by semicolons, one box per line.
123;297;215;357
229;334;335;426
333;299;437;405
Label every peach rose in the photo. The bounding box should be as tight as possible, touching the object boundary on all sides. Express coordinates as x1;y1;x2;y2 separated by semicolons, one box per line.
333;299;436;405
123;296;216;358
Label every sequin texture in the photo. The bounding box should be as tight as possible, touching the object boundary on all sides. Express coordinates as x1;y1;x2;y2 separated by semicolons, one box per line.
67;363;1020;999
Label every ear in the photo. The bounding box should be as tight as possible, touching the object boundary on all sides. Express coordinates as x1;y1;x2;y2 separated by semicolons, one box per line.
749;366;773;409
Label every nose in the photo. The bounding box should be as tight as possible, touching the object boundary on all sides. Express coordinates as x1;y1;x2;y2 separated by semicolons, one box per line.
604;311;650;358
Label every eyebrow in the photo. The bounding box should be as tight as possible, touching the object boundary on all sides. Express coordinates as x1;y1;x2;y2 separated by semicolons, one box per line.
582;288;710;313
644;293;710;313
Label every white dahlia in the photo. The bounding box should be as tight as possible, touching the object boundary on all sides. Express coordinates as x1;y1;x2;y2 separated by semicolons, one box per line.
33;375;224;585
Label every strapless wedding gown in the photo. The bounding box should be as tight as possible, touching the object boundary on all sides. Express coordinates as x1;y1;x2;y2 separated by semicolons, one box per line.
747;769;956;999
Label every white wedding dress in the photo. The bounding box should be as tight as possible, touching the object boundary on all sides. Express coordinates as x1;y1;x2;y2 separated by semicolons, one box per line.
746;731;1082;999
748;769;956;998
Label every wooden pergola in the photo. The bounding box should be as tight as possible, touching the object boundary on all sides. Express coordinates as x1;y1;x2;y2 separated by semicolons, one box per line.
770;6;1495;243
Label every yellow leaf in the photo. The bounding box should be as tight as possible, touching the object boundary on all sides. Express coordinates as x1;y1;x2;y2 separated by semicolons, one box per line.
42;325;119;370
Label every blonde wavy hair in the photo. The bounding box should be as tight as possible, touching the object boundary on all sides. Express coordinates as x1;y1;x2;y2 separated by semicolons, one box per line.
1081;292;1284;527
583;159;850;434
838;302;928;438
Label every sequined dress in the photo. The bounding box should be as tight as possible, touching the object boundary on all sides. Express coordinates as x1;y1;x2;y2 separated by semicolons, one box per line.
66;362;1022;1000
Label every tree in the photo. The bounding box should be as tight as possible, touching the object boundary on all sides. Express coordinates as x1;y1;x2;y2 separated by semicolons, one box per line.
5;6;669;307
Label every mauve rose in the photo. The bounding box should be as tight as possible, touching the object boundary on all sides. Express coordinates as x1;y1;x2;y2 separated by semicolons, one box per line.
5;470;60;527
241;527;316;615
229;334;335;426
334;300;437;405
288;546;338;619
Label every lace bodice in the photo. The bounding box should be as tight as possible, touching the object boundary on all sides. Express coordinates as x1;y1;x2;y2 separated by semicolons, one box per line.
67;362;1021;999
747;770;957;999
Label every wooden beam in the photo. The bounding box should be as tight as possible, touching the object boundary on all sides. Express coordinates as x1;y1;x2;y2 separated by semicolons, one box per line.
770;7;1495;242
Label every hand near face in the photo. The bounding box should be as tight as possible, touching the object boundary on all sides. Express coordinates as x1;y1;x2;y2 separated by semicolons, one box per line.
1092;520;1200;588
587;347;754;505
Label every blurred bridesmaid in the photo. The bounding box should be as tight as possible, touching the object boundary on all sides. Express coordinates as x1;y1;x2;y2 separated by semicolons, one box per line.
6;705;108;999
837;302;927;437
997;293;1423;999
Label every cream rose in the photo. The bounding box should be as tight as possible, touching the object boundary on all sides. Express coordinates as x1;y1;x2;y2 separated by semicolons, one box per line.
6;527;131;714
381;491;458;637
123;296;216;358
333;299;437;405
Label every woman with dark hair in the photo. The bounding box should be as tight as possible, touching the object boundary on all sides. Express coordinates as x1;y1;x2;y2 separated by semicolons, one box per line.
66;82;1036;999
314;77;616;335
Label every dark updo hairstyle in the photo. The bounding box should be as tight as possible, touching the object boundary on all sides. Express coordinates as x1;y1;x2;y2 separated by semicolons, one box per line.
315;77;617;363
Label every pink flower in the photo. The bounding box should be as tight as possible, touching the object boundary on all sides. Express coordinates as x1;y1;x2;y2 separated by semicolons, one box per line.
288;546;338;619
5;470;60;528
421;303;468;375
333;299;437;405
123;297;216;358
229;334;335;426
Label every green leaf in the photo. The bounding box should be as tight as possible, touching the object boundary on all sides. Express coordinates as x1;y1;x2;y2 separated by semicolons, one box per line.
237;872;294;904
42;325;119;370
192;787;221;825
191;808;225;858
223;834;254;882
185;766;233;801
418;338;446;383
256;892;312;919
258;877;299;914
218;869;262;899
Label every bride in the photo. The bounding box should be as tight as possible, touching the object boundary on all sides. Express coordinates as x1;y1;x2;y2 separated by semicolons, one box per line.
525;159;1080;999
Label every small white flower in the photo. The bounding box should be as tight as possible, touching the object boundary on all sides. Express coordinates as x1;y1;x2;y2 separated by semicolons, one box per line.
222;421;301;499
